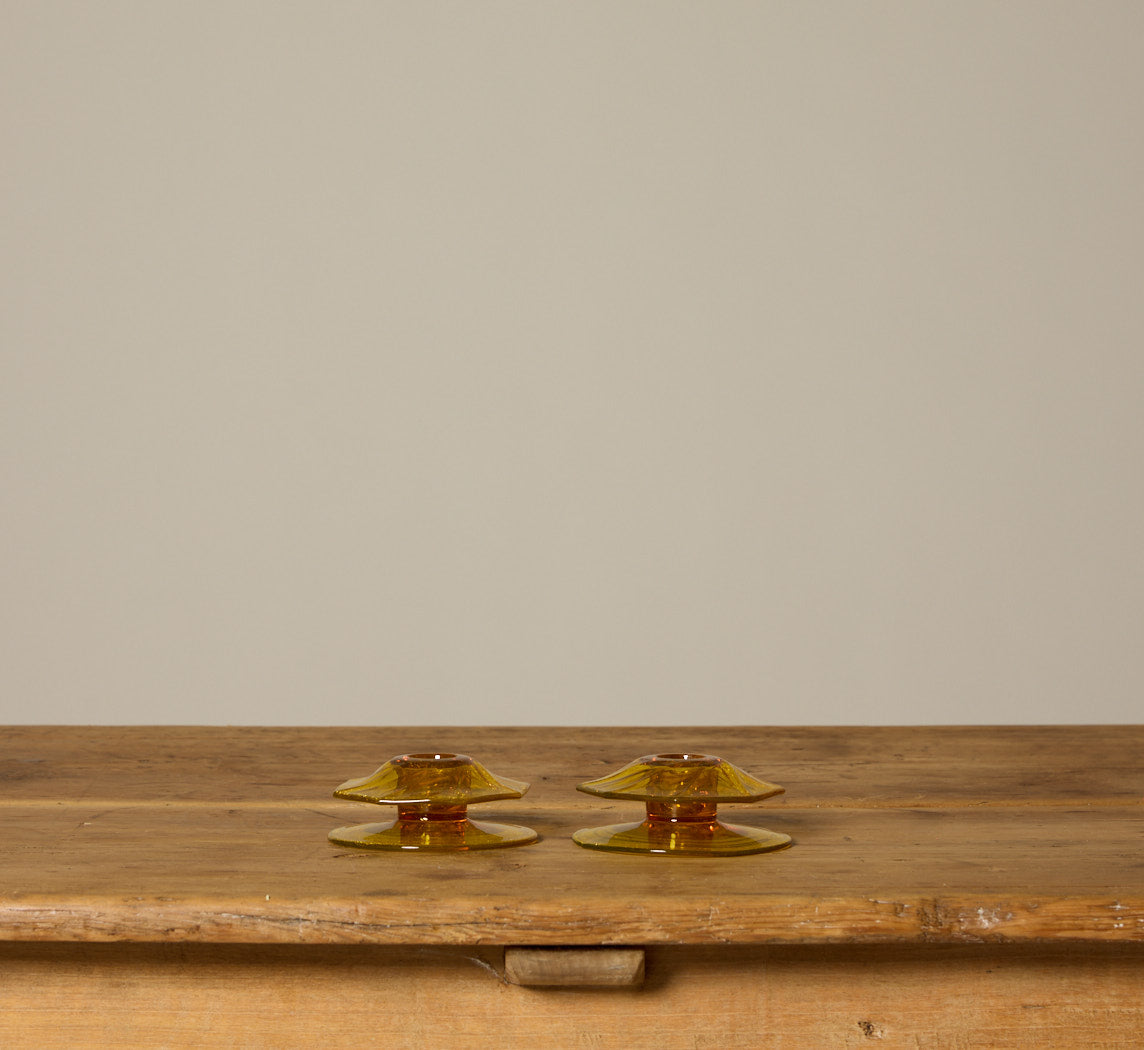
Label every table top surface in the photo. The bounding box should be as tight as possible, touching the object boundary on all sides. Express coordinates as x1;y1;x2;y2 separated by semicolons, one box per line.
2;725;1142;946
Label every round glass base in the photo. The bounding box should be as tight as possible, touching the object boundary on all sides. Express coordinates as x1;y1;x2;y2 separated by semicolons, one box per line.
328;817;537;852
572;818;791;856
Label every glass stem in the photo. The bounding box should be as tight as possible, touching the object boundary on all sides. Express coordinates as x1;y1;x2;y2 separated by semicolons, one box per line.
396;803;469;823
645;800;719;825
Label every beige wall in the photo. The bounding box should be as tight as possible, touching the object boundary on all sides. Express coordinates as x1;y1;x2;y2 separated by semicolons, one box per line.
2;3;1142;725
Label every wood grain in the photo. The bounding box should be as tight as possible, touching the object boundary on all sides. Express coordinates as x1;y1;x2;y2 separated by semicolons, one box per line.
1;726;1142;946
3;725;1142;807
504;946;645;985
0;941;1141;1049
1;803;1142;944
3;727;1143;1044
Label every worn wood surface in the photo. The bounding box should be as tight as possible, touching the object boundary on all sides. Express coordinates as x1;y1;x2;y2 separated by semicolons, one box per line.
504;946;645;986
3;724;1142;807
0;727;1141;946
0;941;1141;1049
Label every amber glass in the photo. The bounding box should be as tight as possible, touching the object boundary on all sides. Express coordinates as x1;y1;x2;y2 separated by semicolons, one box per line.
573;753;791;856
327;753;536;851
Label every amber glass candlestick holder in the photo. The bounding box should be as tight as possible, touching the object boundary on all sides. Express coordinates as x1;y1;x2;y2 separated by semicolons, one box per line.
573;753;791;856
328;752;537;851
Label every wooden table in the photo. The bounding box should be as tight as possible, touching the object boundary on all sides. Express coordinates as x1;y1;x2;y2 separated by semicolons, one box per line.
1;726;1142;1048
